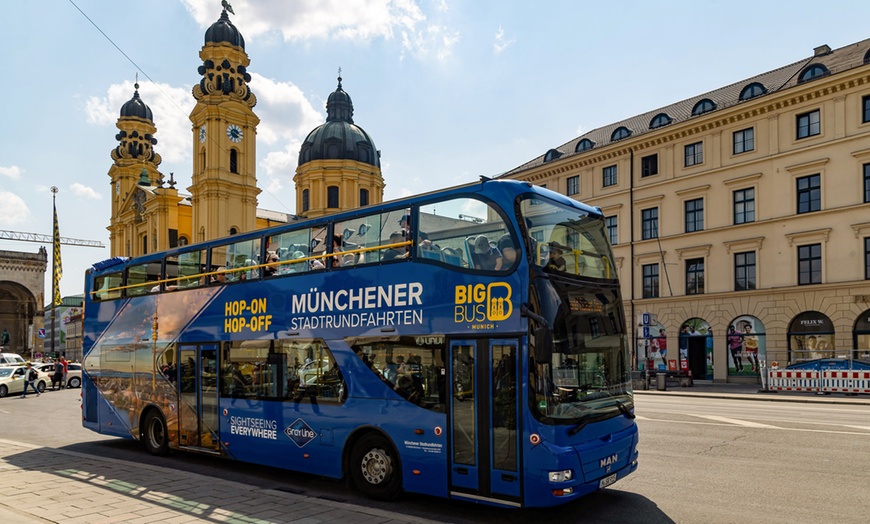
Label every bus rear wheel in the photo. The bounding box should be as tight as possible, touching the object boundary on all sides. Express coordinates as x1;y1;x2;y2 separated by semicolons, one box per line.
143;410;170;456
350;433;401;501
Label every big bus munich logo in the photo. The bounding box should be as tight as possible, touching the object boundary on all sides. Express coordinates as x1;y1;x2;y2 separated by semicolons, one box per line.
454;282;513;324
284;418;317;448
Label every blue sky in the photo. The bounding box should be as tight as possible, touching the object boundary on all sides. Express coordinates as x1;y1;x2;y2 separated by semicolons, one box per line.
1;0;868;301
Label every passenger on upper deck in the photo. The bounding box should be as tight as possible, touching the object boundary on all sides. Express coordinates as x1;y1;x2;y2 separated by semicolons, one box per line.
472;235;503;271
497;234;517;266
382;231;409;261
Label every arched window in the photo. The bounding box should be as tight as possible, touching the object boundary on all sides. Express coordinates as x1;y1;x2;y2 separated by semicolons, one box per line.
302;189;310;212
575;139;595;152
692;99;717;116
359;188;369;206
739;82;766;101
543;149;563;163
798;64;829;83
230;149;238;174
327;186;339;208
865;49;870;64
178;236;189;246
229;227;238;235
649;113;673;129
611;126;632;141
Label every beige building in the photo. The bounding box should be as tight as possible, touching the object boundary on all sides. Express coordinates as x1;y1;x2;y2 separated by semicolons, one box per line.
107;6;383;258
502;40;870;382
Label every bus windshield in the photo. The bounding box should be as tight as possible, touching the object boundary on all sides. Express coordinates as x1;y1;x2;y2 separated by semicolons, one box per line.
520;195;631;424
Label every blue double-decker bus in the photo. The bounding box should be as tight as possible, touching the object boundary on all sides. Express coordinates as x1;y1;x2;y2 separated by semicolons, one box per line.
81;179;637;508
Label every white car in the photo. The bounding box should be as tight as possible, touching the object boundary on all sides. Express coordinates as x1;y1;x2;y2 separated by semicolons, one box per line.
0;353;25;365
0;365;50;397
34;363;83;389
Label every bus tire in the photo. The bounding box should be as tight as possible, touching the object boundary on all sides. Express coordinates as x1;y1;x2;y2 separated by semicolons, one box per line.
350;433;402;501
142;410;170;456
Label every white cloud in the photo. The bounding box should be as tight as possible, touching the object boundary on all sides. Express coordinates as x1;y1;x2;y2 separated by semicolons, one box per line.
70;183;102;200
182;0;426;41
0;165;22;180
0;191;31;226
249;73;323;146
401;24;460;62
85;81;195;165
493;26;515;54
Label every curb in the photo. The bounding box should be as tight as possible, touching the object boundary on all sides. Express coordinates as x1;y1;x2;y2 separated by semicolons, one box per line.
634;389;870;406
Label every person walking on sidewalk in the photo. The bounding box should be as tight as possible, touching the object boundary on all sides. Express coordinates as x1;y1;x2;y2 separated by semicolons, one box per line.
51;359;63;390
61;356;69;388
20;362;41;398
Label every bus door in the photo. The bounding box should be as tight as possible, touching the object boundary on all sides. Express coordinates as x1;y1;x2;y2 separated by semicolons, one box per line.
177;343;220;452
448;339;521;504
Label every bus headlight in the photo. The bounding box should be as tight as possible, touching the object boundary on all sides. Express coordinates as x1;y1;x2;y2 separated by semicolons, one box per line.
549;470;573;482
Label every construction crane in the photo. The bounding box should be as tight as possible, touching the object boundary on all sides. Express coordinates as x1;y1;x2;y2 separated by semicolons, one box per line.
0;230;104;248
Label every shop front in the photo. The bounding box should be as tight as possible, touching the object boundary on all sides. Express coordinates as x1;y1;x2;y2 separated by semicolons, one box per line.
786;311;835;365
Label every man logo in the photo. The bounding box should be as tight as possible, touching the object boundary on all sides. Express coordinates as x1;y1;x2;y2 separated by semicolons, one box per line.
600;454;618;468
284;418;317;448
454;282;513;323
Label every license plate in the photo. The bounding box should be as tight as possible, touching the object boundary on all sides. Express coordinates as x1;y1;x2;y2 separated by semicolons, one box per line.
599;473;618;488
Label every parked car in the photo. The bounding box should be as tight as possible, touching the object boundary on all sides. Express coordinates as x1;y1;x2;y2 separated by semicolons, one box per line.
0;365;49;397
0;353;25;365
34;363;83;389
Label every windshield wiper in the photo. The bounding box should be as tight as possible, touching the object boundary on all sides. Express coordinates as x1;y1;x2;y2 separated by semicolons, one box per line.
567;419;590;436
616;400;636;419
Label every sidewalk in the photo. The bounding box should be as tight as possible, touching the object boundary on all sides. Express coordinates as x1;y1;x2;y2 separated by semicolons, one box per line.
0;439;441;524
635;379;870;405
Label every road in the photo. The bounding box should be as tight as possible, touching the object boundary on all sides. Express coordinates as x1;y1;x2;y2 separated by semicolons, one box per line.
1;389;869;523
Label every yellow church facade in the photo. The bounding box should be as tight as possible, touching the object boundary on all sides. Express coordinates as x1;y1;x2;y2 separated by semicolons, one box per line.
107;7;383;258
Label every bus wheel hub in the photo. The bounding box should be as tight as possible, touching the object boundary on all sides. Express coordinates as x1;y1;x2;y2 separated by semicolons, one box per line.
361;448;391;484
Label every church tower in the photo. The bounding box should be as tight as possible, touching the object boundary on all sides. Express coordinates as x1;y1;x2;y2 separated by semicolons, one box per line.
107;84;182;257
294;75;384;218
188;6;260;242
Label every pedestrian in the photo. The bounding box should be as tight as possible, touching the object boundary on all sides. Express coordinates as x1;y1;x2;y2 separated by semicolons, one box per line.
51;359;64;390
61;356;69;388
20;362;41;398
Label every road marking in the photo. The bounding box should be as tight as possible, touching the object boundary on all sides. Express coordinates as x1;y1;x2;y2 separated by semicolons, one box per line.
692;415;777;428
843;425;870;431
637;418;870;436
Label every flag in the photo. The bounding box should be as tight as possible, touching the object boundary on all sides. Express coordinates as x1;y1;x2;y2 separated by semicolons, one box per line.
52;202;63;306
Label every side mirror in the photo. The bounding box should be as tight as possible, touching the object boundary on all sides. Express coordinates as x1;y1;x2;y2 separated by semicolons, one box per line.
535;326;553;364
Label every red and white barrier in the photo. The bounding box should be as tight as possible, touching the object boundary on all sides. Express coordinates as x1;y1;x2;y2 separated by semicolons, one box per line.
767;370;819;392
821;370;870;394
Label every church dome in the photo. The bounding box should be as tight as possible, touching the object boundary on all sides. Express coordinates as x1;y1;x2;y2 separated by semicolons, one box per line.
298;77;380;168
205;9;245;49
119;85;153;121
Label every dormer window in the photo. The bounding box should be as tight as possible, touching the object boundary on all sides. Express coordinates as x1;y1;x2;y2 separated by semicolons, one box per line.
575;139;595;153
611;126;632;141
739;82;767;101
543;149;563;163
692;99;716;116
649;113;673;129
798;64;829;83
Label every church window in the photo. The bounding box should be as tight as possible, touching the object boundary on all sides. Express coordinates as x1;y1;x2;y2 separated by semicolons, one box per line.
360;188;369;206
230;149;238;174
327;186;340;208
302;189;310;212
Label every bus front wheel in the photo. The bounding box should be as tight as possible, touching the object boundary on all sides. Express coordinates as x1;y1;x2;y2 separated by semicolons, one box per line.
350;433;402;501
142;410;170;456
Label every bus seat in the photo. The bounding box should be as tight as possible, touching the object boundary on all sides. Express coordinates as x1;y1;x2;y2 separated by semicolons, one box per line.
419;246;441;261
441;247;463;267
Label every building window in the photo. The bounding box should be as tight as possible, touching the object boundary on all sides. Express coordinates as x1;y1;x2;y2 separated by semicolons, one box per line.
739;82;766;101
692;99;716;116
642;263;659;298
302;189;310;212
797;110;821;139
575;139;595;152
685;198;704;233
686;258;705;295
864;163;870;203
797;174;821;214
866;238;870;280
735;251;756;291
603;165;618;187
360;188;369;206
567;175;580;196
863;95;870;124
641;208;658;240
733;128;754;154
641;154;658;177
649;113;673;129
798;64;829;83
797;244;822;285
611;127;632;141
544;149;563;163
684;142;703;167
605;216;617;246
230;149;238;174
327;186;339;208
733;188;755;224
